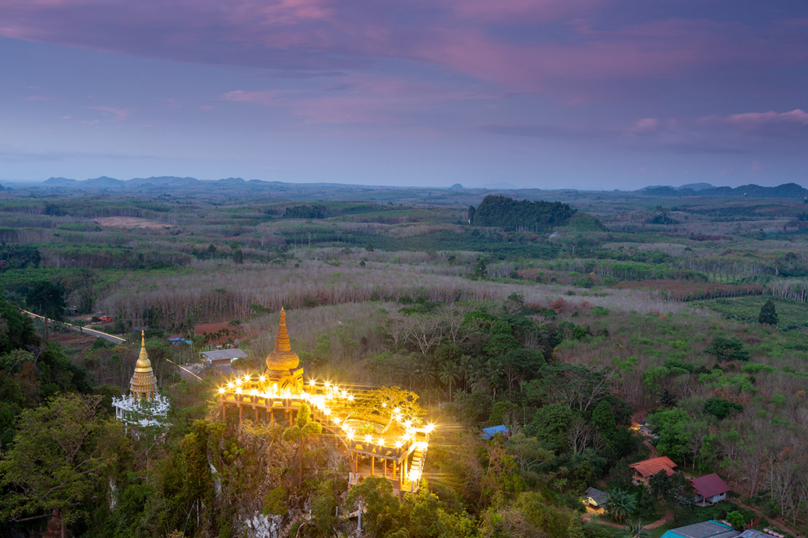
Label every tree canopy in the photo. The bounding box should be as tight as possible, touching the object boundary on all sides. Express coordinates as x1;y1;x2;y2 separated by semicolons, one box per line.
470;195;577;229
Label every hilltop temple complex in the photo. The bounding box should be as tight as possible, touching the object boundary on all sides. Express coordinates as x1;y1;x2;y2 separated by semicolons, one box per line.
112;310;433;493
217;308;433;494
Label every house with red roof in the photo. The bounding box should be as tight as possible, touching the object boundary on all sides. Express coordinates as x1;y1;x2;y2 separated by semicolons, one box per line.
691;473;731;506
630;456;677;486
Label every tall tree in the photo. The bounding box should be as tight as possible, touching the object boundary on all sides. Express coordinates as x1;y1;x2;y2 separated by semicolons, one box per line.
282;403;322;487
758;298;778;325
0;394;124;537
25;281;67;341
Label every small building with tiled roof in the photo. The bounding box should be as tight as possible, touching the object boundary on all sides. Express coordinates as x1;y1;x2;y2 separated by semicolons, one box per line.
582;487;608;508
692;473;731;506
201;348;248;370
630;456;677;485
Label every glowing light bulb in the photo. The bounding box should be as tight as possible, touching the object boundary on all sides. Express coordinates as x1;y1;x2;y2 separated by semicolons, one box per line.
348;394;354;402
218;387;225;394
243;374;250;382
382;402;387;408
394;407;400;414
395;441;403;449
259;375;266;382
235;378;242;385
309;379;316;386
323;408;331;416
403;420;412;428
347;432;354;440
364;435;372;444
251;389;258;397
236;387;242;394
227;382;234;389
324;381;331;388
424;423;435;433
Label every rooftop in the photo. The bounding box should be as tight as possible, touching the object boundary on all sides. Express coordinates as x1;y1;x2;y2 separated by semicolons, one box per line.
481;425;509;440
201;349;248;362
584;487;608;505
692;473;731;499
661;520;739;538
630;456;677;477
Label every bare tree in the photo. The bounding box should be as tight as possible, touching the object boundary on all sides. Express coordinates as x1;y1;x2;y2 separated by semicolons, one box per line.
406;316;442;357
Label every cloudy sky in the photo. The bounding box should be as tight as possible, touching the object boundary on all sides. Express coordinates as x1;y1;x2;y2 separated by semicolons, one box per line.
1;0;807;189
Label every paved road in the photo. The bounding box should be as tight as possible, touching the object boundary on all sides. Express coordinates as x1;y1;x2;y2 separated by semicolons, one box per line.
22;309;203;382
22;310;125;343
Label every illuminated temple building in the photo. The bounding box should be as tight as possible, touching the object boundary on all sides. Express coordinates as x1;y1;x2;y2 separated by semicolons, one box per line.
218;309;433;494
112;331;170;427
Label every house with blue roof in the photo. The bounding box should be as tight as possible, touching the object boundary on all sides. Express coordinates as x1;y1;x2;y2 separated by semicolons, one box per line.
480;425;509;440
660;520;739;538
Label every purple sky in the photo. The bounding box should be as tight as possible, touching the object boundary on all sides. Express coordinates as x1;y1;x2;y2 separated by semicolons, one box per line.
1;0;807;190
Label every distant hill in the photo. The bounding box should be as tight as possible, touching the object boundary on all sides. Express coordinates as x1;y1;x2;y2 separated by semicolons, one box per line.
449;183;464;190
641;183;808;199
84;176;125;188
44;177;78;186
679;182;714;191
470;194;581;229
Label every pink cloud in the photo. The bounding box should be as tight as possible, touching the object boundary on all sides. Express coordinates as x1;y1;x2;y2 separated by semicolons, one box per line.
631;118;658;133
445;0;604;23
87;106;130;121
0;1;803;100
704;109;808;130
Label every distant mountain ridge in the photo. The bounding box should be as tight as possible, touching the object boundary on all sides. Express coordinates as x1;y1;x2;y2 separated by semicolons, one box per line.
641;182;808;199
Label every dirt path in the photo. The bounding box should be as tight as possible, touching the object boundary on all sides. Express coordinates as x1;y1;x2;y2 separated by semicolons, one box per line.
727;498;802;538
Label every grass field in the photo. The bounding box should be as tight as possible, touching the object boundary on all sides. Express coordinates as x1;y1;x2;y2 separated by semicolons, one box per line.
694;296;808;331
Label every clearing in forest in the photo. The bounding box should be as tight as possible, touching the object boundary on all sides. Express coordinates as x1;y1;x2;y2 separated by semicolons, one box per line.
94;217;172;229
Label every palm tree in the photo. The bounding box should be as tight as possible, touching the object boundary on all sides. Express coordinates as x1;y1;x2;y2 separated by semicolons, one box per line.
619;519;650;538
438;363;459;402
605;488;637;523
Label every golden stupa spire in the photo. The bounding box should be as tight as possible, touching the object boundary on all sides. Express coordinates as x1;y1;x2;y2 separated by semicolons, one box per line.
265;307;299;372
275;307;292;353
131;330;157;400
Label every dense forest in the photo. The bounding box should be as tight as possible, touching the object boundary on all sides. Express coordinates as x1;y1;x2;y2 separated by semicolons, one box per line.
469;195;579;230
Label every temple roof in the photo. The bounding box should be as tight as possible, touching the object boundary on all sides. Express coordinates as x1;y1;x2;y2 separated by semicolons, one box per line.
266;308;300;372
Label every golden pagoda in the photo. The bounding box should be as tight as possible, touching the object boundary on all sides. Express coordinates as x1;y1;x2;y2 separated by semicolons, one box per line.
265;308;303;391
130;330;158;401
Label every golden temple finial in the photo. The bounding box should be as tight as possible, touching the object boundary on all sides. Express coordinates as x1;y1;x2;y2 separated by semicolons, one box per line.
132;329;156;400
265;307;299;372
275;307;291;353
